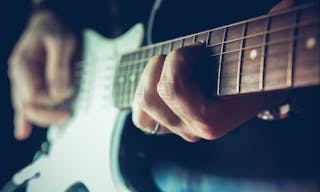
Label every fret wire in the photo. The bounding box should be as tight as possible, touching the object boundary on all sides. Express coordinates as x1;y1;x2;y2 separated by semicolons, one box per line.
155;43;164;56
129;54;138;106
123;56;129;107
287;10;300;87
119;56;128;107
237;23;247;93
169;41;173;52
150;45;155;57
192;35;196;43
124;55;132;107
259;15;270;91
180;38;184;47
217;27;227;95
134;54;143;103
113;59;119;107
129;57;137;105
206;31;211;46
119;54;127;106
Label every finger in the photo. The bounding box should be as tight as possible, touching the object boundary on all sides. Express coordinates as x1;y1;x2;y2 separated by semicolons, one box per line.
132;55;200;142
9;31;70;108
8;45;44;103
14;112;32;140
24;104;71;127
44;35;75;101
132;56;173;135
157;43;212;138
10;51;68;109
11;85;32;140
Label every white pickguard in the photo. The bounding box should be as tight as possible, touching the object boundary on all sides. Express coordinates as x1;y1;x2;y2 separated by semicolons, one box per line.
13;23;144;192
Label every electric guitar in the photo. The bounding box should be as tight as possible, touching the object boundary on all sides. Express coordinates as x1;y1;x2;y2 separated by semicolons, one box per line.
2;2;319;192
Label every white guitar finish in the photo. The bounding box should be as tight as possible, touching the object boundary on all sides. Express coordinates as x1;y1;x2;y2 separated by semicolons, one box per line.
14;23;144;192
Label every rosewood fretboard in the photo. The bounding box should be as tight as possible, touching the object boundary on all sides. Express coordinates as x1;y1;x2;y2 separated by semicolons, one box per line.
114;2;320;109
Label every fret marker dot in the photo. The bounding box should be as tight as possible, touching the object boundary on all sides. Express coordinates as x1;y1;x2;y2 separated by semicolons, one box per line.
130;74;136;82
119;77;124;83
250;49;257;60
305;37;316;49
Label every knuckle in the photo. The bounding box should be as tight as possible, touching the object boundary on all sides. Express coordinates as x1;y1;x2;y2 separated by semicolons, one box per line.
136;90;155;110
135;81;157;110
167;48;187;64
157;77;183;100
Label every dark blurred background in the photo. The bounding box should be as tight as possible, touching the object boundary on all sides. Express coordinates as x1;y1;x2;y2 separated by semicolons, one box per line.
0;0;47;186
0;0;319;190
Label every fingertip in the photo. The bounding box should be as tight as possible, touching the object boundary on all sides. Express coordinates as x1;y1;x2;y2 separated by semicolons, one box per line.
14;116;32;140
181;134;201;143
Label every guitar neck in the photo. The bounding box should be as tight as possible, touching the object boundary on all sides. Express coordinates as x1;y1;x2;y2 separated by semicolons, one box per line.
114;2;319;109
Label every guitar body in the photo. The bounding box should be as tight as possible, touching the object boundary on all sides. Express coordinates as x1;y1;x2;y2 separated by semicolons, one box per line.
17;24;145;192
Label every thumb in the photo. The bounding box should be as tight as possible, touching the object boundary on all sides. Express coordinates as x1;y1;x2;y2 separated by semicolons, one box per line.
44;35;76;101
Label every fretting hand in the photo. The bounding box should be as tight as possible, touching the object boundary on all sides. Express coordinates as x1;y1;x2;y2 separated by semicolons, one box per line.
131;0;295;142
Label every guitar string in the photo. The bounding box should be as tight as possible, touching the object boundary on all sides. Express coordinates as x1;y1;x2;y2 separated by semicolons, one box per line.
116;35;318;73
118;45;317;104
123;18;318;58
133;18;319;56
82;47;316;96
118;24;318;67
69;35;317;95
69;19;318;73
69;48;316;102
67;23;318;87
